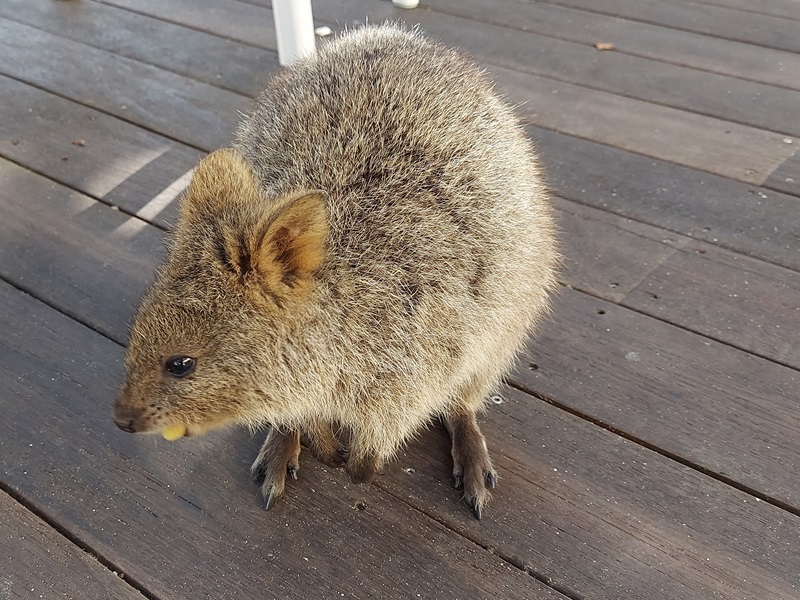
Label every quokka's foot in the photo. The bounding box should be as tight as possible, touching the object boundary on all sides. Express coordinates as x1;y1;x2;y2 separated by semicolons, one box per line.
445;411;497;520
346;452;382;484
250;427;301;510
453;462;497;520
301;425;349;469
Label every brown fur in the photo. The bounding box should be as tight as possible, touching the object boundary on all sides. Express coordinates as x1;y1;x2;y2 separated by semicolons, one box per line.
113;25;559;518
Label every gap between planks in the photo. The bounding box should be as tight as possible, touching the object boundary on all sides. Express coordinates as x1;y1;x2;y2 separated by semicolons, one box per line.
0;482;159;600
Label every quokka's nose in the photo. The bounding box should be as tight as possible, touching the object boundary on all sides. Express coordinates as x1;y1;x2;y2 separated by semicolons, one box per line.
113;402;144;433
114;418;137;433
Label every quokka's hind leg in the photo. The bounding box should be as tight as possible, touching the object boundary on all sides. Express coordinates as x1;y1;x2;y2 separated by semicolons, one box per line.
300;421;348;469
250;426;301;510
345;445;385;484
444;380;498;519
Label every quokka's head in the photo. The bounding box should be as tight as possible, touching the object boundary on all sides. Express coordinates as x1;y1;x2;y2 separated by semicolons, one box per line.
113;148;329;440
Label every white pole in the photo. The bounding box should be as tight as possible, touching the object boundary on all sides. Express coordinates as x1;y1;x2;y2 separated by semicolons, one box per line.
272;0;316;67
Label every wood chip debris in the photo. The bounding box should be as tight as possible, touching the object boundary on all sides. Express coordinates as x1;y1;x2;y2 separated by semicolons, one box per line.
594;42;615;51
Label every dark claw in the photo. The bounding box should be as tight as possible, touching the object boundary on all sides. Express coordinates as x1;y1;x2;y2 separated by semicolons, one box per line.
486;471;497;489
470;498;482;520
453;473;464;490
287;465;298;480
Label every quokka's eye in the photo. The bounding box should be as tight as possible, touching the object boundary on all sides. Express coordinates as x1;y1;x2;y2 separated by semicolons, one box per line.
164;356;196;378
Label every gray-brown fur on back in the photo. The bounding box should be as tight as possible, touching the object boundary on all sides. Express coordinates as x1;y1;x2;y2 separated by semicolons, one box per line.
234;25;558;453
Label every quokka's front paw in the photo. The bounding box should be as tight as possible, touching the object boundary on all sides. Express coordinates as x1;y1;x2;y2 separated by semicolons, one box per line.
453;460;497;521
445;411;498;520
250;428;301;510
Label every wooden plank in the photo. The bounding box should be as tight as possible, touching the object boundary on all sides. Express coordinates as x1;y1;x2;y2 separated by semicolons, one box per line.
533;126;800;272
0;18;246;151
376;385;800;600
513;286;800;508
0;0;277;98
534;0;800;53
554;198;800;372
95;0;277;47
619;239;800;369
553;200;683;302
309;0;800;137
489;66;794;186
0;281;564;600
764;149;800;198
409;36;769;187
555;197;800;370
688;0;800;20
0;492;147;600
424;0;800;91
0;159;164;344
0;75;199;228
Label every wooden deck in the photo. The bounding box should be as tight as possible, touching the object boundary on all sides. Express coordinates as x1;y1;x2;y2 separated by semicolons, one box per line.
1;0;798;598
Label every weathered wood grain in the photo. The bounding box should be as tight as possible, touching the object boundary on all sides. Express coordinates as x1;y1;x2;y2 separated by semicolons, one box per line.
513;287;800;507
95;0;277;47
0;18;246;150
489;64;795;185
555;198;800;370
765;149;800;198
0;0;277;97
0;492;147;599
534;127;800;272
534;0;800;53
424;0;800;91
620;240;800;369
688;0;800;20
377;385;800;600
0;159;164;344
0;75;199;229
0;280;565;600
552;198;685;303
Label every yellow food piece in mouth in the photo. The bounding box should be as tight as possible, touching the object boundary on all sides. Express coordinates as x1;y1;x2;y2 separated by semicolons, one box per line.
161;424;187;441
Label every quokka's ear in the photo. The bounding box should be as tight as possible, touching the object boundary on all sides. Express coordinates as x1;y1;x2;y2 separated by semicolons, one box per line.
249;191;330;297
180;148;261;222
